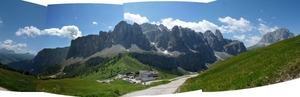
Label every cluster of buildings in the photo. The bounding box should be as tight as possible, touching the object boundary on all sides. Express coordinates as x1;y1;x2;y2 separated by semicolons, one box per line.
98;70;160;84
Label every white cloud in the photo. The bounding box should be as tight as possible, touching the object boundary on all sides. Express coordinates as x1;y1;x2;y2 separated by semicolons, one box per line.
150;21;161;25
124;12;149;24
260;10;263;13
233;35;245;40
16;25;82;39
92;21;98;25
257;18;266;23
15;26;42;38
160;18;225;33
245;36;261;47
0;39;37;54
108;26;112;29
218;16;254;33
1;40;27;49
257;23;278;34
272;17;276;19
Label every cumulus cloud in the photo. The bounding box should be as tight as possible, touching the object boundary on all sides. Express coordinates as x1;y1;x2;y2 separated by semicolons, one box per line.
160;18;225;33
108;26;112;29
92;21;98;25
218;16;254;33
124;12;149;24
245;36;261;46
257;23;278;34
16;25;82;39
0;39;37;54
15;26;42;38
233;35;245;40
1;39;27;48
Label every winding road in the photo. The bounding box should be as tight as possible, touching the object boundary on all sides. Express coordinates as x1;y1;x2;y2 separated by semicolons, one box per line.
121;74;198;97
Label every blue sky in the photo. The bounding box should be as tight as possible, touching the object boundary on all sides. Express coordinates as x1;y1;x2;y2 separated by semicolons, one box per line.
44;4;123;48
0;0;299;55
0;1;123;55
0;0;47;54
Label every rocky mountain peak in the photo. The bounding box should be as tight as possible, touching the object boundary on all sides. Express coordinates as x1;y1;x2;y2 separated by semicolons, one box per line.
259;28;295;44
247;28;295;50
215;29;224;41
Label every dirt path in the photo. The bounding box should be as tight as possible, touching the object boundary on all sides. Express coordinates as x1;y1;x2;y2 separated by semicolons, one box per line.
121;74;198;97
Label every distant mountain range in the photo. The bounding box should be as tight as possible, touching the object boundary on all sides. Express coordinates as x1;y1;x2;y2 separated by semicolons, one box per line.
5;21;249;76
247;28;295;50
0;48;35;64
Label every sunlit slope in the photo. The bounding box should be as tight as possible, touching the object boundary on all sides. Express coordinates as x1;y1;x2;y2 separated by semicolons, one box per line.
180;35;300;92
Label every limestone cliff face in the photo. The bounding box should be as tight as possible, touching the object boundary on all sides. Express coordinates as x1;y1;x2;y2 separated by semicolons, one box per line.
66;21;156;59
139;23;247;71
247;28;295;50
259;28;294;44
203;30;247;55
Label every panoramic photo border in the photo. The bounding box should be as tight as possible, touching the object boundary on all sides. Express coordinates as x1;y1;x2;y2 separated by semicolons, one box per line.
0;0;299;97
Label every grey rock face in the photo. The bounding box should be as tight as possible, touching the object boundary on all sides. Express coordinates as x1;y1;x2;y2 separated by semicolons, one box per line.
66;35;100;59
247;28;295;50
141;23;247;69
66;21;156;59
203;30;224;52
202;30;247;55
223;41;247;55
259;28;295;44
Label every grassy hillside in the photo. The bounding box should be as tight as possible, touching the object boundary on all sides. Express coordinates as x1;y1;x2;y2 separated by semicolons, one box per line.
83;55;177;80
179;35;300;92
0;53;177;97
0;68;37;91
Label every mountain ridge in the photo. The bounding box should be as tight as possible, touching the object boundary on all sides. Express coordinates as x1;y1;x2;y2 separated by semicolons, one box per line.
0;48;35;64
7;21;247;77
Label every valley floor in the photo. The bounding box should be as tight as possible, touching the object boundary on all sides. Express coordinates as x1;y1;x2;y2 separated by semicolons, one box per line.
121;74;198;97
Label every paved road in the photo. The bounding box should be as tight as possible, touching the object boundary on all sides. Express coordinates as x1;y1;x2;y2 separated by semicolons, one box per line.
121;74;198;97
0;87;8;91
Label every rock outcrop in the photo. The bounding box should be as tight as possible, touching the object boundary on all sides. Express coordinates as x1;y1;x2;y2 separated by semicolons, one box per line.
247;28;295;50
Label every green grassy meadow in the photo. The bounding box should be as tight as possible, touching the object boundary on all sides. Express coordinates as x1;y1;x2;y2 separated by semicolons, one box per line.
179;35;300;92
0;54;177;97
